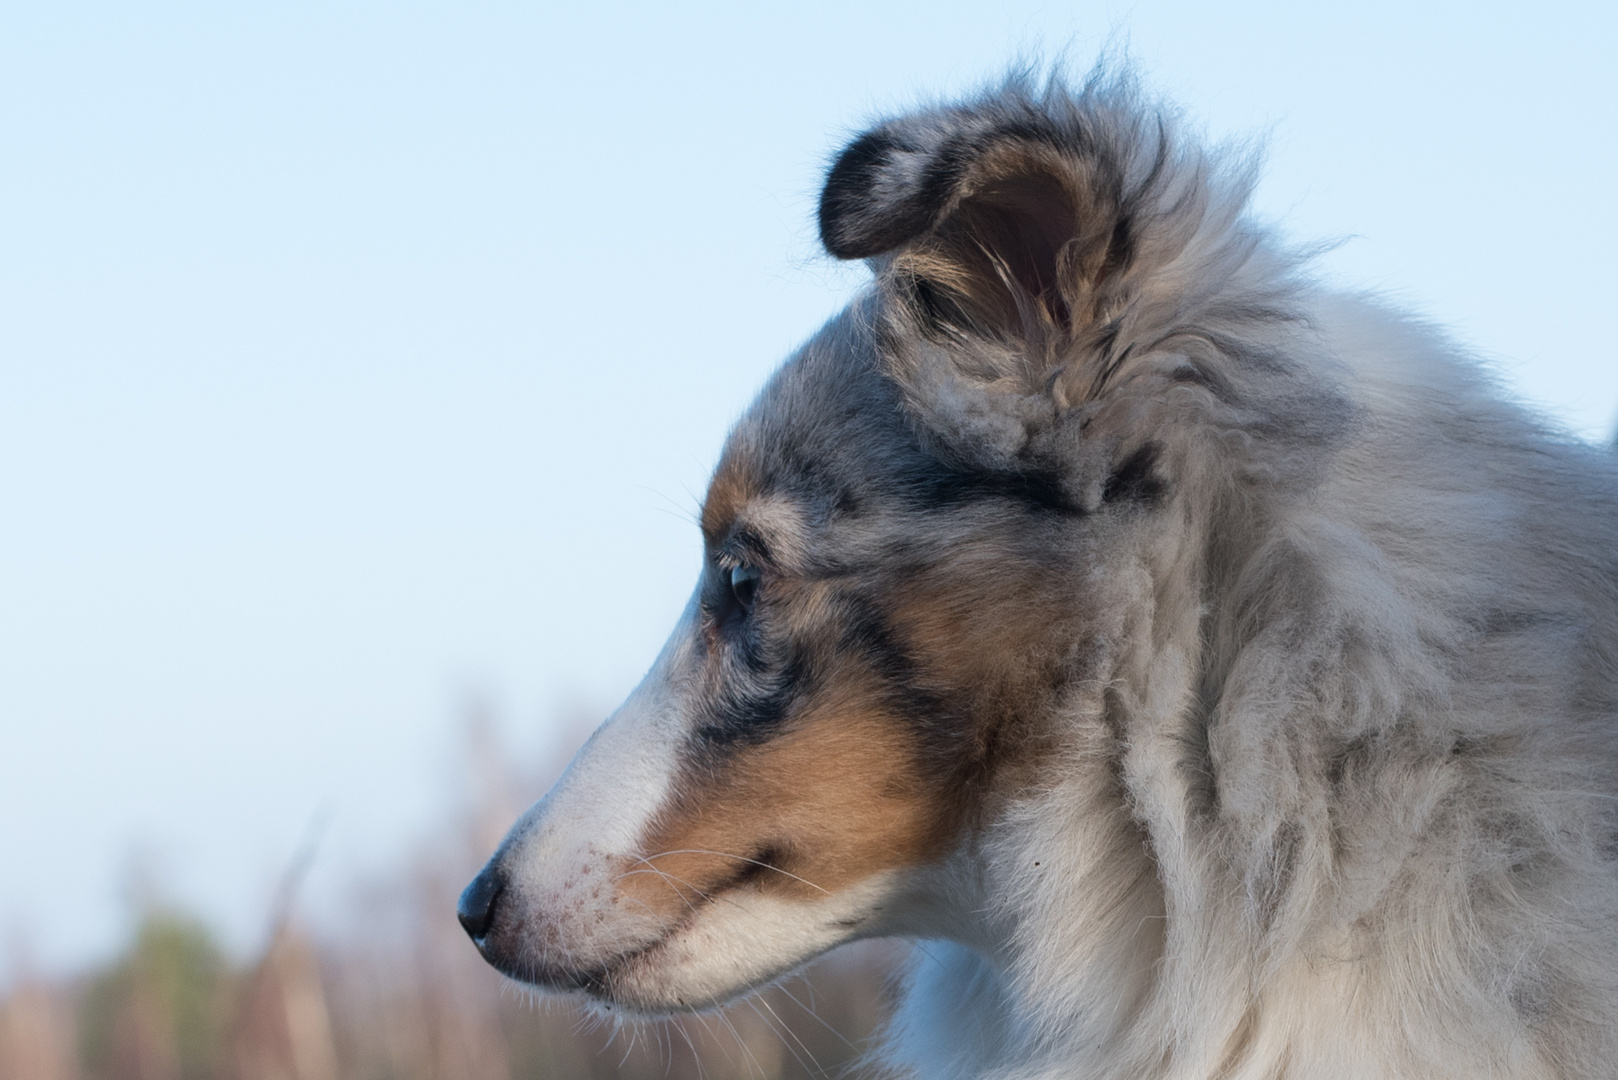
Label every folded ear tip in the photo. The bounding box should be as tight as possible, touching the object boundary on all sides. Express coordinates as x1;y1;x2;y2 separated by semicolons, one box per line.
819;129;894;259
818;128;942;260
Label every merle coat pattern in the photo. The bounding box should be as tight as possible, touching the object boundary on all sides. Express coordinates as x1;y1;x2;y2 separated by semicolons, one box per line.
459;71;1618;1079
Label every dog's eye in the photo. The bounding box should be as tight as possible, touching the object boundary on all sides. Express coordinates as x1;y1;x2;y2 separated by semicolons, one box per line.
729;564;761;613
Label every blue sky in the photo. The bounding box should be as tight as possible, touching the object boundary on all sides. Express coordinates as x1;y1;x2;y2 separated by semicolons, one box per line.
2;1;1614;978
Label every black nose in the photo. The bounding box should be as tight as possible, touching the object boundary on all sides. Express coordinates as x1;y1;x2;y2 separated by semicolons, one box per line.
457;863;506;942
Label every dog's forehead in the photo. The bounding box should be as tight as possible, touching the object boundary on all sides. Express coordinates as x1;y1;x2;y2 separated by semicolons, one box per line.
699;447;759;543
701;301;914;549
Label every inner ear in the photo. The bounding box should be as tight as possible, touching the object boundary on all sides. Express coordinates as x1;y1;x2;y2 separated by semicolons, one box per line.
958;174;1076;302
914;169;1078;335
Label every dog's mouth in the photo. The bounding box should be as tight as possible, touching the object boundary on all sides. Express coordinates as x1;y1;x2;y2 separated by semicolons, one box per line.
493;913;689;998
472;865;759;1009
487;934;670;1001
476;864;890;1015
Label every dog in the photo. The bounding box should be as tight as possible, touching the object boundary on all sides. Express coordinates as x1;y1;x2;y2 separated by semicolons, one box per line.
458;70;1618;1078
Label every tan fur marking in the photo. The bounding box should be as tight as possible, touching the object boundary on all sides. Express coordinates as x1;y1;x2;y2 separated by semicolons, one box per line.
624;537;1075;925
891;557;1065;687
625;673;950;921
700;451;758;545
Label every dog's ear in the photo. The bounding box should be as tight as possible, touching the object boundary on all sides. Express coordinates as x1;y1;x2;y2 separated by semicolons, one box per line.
817;83;1298;503
819;107;1134;342
816;89;1175;492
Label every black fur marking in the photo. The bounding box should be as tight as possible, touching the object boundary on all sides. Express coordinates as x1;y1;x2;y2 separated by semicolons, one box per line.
697;654;811;749
733;844;786;890
720;528;772;568
838;597;925;700
902;459;1081;516
836;592;965;756
1473;609;1571;636
903;271;975;334
695;586;942;754
693;586;942;757
728;615;770;672
1099;212;1134;281
1102;443;1165;504
820;129;947;259
1168;360;1239;404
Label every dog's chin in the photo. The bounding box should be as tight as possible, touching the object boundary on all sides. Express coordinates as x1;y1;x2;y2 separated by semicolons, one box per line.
483;873;910;1015
489;921;844;1016
589;935;822;1015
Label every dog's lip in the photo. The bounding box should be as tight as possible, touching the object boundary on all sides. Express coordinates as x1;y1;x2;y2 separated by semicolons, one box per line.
485;910;689;999
523;850;786;996
486;855;864;1004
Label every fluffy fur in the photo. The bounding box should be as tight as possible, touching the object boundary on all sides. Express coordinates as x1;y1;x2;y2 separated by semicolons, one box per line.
462;69;1618;1079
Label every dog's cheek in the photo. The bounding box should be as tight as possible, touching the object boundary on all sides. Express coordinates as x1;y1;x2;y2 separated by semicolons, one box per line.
625;693;952;917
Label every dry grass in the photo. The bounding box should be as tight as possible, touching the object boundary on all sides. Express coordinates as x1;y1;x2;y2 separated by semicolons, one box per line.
0;711;903;1080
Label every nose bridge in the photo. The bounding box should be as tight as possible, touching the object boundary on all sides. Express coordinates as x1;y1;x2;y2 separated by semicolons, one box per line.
496;596;701;882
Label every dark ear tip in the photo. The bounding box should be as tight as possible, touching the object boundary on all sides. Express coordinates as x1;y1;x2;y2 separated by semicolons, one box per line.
819;128;947;261
818;129;897;259
817;220;868;261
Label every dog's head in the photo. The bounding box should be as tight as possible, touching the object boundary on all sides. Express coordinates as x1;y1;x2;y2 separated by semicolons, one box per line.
458;75;1316;1014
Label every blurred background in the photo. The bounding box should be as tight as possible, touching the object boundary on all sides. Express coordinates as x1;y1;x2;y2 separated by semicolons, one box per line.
2;1;1614;1077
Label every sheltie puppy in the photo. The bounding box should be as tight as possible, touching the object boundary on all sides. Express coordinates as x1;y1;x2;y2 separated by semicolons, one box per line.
460;70;1618;1079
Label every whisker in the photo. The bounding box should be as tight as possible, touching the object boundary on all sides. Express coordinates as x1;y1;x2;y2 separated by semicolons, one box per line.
669;1015;706;1080
745;995;815;1077
776;977;860;1054
694;1012;740;1072
620;856;720;919
716;1008;767;1079
617;1019;639;1069
636;483;701;526
909;938;950;975
638;847;833;895
757;992;825;1075
616;859;721;900
616;866;717;901
619;892;672;926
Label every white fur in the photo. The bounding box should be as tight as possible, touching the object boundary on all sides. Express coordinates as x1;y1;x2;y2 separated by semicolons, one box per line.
494;606;698;972
606;870;917;1013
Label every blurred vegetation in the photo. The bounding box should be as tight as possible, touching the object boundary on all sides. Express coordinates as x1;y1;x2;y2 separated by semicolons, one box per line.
78;910;229;1080
0;714;902;1080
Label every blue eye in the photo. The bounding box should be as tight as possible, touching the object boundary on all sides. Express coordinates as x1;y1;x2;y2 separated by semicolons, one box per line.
729;564;761;612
